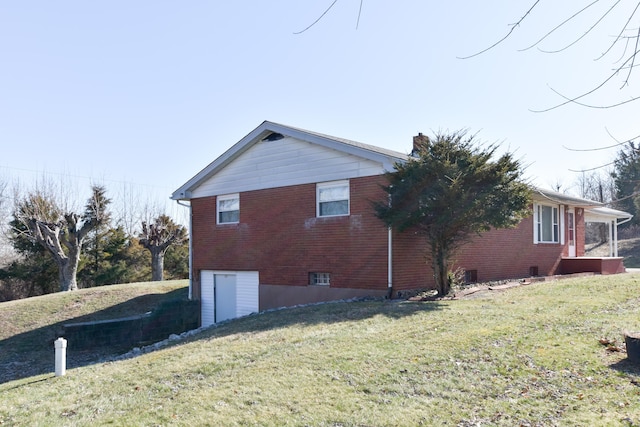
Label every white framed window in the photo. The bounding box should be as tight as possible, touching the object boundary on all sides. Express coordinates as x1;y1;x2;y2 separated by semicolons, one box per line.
317;180;349;217
217;193;239;224
310;272;331;286
534;203;559;243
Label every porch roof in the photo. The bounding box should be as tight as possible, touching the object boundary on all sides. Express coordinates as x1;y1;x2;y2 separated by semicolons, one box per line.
533;188;603;207
532;187;633;223
584;206;633;223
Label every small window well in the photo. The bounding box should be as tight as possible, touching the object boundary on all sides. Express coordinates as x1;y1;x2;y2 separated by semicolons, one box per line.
464;270;478;284
310;272;331;286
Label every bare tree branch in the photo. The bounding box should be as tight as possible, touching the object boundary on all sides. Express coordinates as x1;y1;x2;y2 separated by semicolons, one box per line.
457;0;542;59
568;160;617;172
520;0;603;52
597;0;640;61
533;85;640;112
294;0;339;34
356;0;363;30
623;25;640;86
563;131;640;151
535;0;620;54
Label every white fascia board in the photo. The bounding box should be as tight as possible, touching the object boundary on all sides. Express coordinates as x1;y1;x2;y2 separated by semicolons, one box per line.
171;121;274;200
531;187;602;208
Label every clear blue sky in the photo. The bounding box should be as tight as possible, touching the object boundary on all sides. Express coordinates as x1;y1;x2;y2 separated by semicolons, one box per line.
1;1;638;215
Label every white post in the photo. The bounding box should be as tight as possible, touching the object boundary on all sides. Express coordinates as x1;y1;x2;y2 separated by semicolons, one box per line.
54;337;67;377
609;221;614;257
614;219;619;257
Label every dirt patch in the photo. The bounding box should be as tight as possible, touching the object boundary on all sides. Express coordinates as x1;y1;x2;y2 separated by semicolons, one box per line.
407;279;531;301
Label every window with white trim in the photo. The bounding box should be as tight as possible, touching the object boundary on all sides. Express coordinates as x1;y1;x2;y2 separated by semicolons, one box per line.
317;180;349;217
217;193;239;224
534;203;559;243
310;272;331;286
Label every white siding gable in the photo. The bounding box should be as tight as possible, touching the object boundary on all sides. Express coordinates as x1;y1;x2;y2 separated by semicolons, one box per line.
190;136;386;198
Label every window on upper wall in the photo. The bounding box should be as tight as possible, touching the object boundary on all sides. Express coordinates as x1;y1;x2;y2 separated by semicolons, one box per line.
535;203;559;243
217;193;239;224
317;180;349;217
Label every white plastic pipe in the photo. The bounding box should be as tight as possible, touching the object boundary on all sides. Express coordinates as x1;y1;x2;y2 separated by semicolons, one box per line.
54;337;67;377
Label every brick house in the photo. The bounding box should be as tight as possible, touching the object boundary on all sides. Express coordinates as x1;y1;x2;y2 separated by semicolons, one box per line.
171;121;632;326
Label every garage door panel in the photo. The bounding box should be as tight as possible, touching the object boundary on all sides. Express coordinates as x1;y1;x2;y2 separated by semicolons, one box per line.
215;274;237;323
236;271;259;317
200;270;259;326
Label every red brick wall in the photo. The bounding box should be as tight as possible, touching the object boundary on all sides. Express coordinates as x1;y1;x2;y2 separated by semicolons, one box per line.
391;228;432;292
192;186;586;300
190;176;390;299
390;205;585;290
454;216;564;282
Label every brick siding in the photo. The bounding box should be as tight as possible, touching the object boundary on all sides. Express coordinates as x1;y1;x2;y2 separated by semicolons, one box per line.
191;176;390;299
192;183;583;299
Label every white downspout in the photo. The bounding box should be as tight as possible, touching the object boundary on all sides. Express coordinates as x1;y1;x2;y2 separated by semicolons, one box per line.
386;188;393;298
177;199;193;300
388;227;393;297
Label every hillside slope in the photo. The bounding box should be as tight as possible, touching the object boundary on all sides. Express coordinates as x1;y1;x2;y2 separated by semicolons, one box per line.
1;275;639;425
0;280;188;383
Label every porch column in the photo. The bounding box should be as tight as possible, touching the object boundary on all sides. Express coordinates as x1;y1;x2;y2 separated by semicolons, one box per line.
609;221;614;257
614;219;619;257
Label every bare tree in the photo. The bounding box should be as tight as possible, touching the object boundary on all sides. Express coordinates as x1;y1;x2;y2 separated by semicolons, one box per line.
575;170;615;203
139;214;187;281
574;169;616;244
12;185;110;291
0;178;14;266
462;2;640;108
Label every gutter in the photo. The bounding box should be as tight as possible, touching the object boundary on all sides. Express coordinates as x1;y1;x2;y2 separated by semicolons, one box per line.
177;199;193;300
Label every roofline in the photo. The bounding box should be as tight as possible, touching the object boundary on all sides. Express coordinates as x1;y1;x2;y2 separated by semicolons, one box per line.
584;206;634;221
171;121;408;200
170;121;635;222
533;187;633;219
531;187;604;208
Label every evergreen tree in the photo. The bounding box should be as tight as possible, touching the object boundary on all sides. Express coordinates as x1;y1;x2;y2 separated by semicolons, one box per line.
612;142;640;227
163;239;189;280
374;131;531;296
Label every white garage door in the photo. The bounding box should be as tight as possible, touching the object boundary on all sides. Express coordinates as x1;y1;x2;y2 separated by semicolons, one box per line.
200;270;259;327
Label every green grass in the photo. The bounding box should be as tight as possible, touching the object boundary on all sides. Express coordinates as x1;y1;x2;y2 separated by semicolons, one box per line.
2;275;640;426
0;280;188;383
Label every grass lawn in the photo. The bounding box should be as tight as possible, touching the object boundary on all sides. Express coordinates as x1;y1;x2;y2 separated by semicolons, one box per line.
1;275;640;426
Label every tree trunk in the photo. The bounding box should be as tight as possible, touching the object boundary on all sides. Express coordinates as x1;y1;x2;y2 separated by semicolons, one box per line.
59;245;81;291
432;243;450;296
60;262;79;291
150;249;165;282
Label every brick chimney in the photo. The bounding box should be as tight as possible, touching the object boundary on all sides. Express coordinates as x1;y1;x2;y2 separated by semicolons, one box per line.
412;132;429;156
